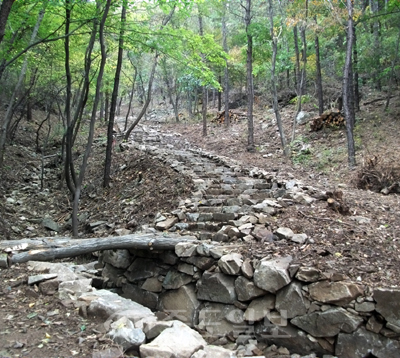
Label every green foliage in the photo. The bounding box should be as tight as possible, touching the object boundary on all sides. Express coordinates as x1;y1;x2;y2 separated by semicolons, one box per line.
289;94;314;105
290;136;312;165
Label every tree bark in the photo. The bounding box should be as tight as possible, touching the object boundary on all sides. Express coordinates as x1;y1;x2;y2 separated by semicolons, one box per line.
161;58;179;122
124;53;159;139
293;25;300;90
343;0;356;168
104;2;126;188
222;0;230;127
244;0;254;152
315;17;324;115
0;0;15;45
1;234;197;267
268;0;288;156
198;7;208;137
353;25;360;112
72;0;111;237
124;60;137;131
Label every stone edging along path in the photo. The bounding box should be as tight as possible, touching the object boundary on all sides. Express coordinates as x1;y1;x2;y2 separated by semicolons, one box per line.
28;122;400;358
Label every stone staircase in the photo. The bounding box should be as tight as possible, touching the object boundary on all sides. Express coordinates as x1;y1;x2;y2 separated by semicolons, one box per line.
122;122;315;248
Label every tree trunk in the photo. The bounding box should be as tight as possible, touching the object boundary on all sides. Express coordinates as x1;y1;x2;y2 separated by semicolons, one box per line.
0;0;15;45
71;0;111;237
245;0;254;152
104;2;126;188
198;7;208;137
202;87;207;137
353;25;360;112
268;0;288;156
1;234;197;267
104;90;109;123
123;6;175;140
222;0;230;127
0;7;45;170
293;25;300;90
124;63;137;131
161;58;179;122
372;0;381;90
343;0;356;168
124;53;158;140
99;92;104;122
63;0;75;195
315;17;324;115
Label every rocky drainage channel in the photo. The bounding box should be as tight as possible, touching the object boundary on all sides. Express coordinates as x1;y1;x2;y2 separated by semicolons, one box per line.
22;122;400;358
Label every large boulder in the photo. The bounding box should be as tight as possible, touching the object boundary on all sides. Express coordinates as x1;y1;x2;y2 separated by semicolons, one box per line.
291;307;363;337
374;287;400;327
255;321;330;356
122;283;159;310
308;280;363;305
197;302;250;337
276;281;309;319
159;284;200;327
80;289;155;323
336;327;400;358
218;253;243;275
197;272;237;304
107;316;145;351
139;321;206;358
243;294;275;322
235;276;266;301
253;256;292;293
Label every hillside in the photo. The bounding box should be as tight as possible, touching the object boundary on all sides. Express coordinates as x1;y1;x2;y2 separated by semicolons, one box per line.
1;92;400;357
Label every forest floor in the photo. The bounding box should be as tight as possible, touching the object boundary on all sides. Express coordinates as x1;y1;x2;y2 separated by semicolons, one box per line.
1;89;400;357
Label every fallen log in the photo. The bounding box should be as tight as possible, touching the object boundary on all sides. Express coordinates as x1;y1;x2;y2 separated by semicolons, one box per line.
0;233;197;268
363;96;395;105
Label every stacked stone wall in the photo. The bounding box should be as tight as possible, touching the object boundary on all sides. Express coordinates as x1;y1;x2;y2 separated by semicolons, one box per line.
99;242;400;358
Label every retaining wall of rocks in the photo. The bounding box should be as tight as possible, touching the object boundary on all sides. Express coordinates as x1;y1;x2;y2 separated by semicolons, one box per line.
98;242;400;358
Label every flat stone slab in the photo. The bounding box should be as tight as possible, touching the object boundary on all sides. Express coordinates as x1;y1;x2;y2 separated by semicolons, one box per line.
79;289;155;323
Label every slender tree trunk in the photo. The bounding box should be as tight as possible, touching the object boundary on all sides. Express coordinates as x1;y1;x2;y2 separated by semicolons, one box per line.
125;65;137;131
123;6;175;140
124;54;158;140
198;7;208;136
268;0;288;156
104;2;126;188
0;7;45;169
353;25;360;112
63;0;75;194
99;92;104;122
244;0;254;152
222;0;230;127
300;0;308;94
104;90;109;123
72;0;111;237
217;76;222;111
0;0;15;45
343;0;356;168
161;58;179;122
293;26;300;90
315;16;323;115
372;0;381;90
187;91;193;118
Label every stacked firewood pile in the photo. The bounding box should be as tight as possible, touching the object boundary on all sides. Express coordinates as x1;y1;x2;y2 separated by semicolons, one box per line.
212;110;246;124
310;110;345;131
